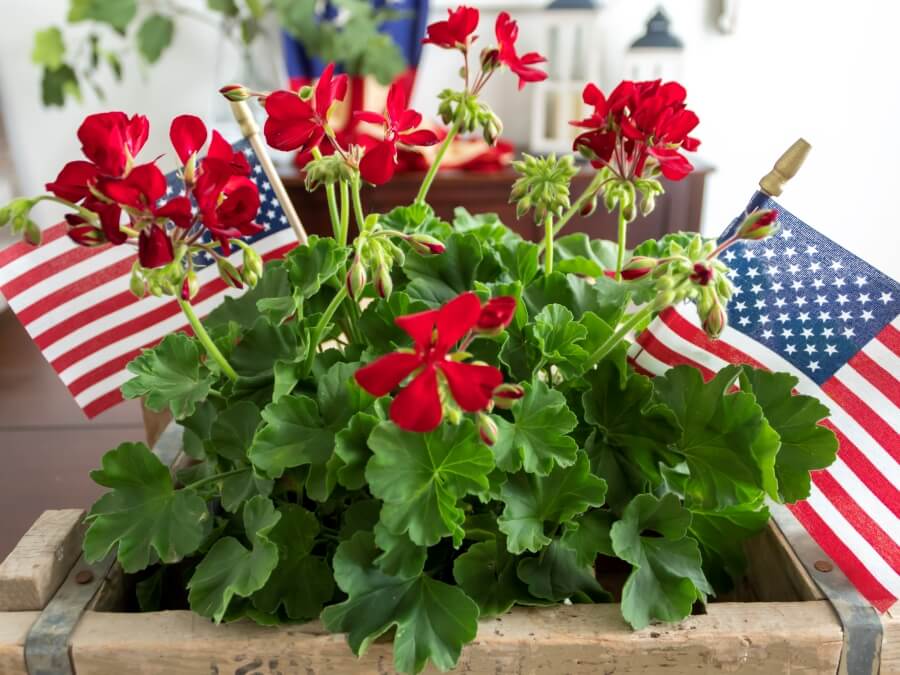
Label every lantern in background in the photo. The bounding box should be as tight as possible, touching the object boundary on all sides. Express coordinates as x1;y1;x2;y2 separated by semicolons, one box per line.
529;0;603;155
624;8;684;81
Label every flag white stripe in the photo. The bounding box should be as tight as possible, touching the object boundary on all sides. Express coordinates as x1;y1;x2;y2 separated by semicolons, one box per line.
0;236;75;286
74;368;143;409
833;363;900;432
825;459;900;545
861;338;900;381
806;483;900;599
630;344;671;377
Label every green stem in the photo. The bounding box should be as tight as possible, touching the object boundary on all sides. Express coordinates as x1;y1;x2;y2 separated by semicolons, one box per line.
351;174;366;232
301;285;349;377
585;304;656;368
543;213;554;274
177;298;238;381
339;180;350;247
414;118;461;205
615;207;628;282
184;467;251;492
537;173;610;252
312;148;341;240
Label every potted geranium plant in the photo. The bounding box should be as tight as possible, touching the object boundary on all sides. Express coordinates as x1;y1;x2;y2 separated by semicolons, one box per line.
0;6;836;674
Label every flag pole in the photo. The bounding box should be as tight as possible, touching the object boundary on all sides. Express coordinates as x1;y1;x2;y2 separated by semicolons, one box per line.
759;138;811;197
229;100;308;245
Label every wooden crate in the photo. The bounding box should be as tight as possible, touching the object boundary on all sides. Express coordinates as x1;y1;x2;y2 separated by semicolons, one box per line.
1;509;896;674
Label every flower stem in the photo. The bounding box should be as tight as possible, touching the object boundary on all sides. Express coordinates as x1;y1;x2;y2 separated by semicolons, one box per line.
415;117;461;205
615;207;628;281
339;180;350;247
543;213;554;274
301;285;349;377
177;298;238;381
537;173;609;252
184;466;251;492
312;148;341;241
584;303;655;368
351;174;366;232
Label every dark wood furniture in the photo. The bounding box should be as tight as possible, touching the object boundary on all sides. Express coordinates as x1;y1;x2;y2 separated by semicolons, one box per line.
281;161;713;246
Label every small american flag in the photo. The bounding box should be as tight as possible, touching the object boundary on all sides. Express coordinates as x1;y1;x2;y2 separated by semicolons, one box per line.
0;138;299;418
630;191;899;611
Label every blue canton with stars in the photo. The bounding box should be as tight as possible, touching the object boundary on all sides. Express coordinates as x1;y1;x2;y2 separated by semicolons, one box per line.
162;138;292;269
718;192;899;384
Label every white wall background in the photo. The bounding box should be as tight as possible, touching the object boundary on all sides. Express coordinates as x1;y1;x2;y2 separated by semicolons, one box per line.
1;0;899;275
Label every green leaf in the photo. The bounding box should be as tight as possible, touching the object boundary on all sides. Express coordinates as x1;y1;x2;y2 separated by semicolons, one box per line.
523;271;628;324
517;540;609;603
188;496;280;622
84;443;208;572
739;368;838;502
454;208;516;243
248;395;334;478
334;412;377;489
220;470;273;514
251;505;333;619
366;421;493;547
374;522;427;578
286;235;349;299
321;532;479;675
121;333;214;420
41;64;80;107
453;536;543;617
32;28;65;69
582;362;681;480
498;453;607;554
68;0;137;32
317;360;373;429
403;232;483;305
497;240;541;285
207;400;260;463
491;379;578;475
527;304;588;375
653;365;781;509
206;0;239;16
205;262;291;330
689;501;770;590
136;14;174;63
358;291;430;352
229;318;300;377
554;233;618;274
561;508;615;566
584;432;651;515
611;493;713;629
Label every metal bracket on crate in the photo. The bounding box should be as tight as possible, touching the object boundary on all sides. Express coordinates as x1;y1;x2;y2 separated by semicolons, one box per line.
23;422;185;675
768;503;883;675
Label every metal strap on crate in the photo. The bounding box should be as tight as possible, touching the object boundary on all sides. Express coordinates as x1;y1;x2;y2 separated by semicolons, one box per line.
769;503;883;675
24;422;184;675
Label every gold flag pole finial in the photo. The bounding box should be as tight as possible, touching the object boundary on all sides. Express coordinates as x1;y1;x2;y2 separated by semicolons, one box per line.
229;99;308;245
759;138;811;197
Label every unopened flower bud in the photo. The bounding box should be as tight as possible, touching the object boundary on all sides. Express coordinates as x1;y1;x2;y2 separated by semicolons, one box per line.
716;275;734;301
129;269;146;298
482;113;502;146
580;193;599;217
736;209;779;241
346;256;367;299
690;262;714;286
639;192;656;216
620;256;658;281
181;270;199;300
491;383;524;409
242;269;259;288
219;84;251;102
67;223;106;247
476;296;516;335
217;257;244;289
374;263;393;299
477;413;499;446
621;202;636;223
407;233;446;255
702;297;727;339
480;47;500;71
0;204;10;227
149;280;164;297
241;242;263;277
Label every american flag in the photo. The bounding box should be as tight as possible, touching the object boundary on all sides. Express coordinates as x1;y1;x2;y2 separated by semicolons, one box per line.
630;192;899;611
0;138;299;418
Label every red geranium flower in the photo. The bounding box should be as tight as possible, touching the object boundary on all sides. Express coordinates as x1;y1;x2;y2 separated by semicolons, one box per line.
356;84;440;185
354;292;510;432
138;224;174;268
197;175;263;253
263;63;348;153
78;112;149;177
476;296;516;334
423;6;479;50
495;12;547;90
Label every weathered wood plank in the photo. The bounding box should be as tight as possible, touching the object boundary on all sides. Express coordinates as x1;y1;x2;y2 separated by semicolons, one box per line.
745;520;825;602
0;509;86;611
0;611;39;675
70;602;843;675
882;607;899;675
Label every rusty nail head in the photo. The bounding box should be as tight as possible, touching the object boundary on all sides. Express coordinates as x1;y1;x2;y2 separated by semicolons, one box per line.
814;560;833;573
75;570;94;584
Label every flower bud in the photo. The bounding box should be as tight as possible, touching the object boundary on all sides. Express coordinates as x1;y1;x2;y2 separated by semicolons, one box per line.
129;269;146;298
620;256;658;281
639;192;656;216
480;47;501;72
374;263;393;299
491;383;524;409
346;255;367;299
690;262;714;286
0;204;10;227
736;209;779;241
654;289;677;309
476;296;516;335
181;270;199;301
149;280;164;297
482;112;502;146
241;242;263;277
242;269;259;288
716;274;734;301
621;202;636;223
67;223;106;247
219;84;251;102
580;193;599;217
406;233;446;255
477;413;499;446
217;257;244;289
701;297;727;339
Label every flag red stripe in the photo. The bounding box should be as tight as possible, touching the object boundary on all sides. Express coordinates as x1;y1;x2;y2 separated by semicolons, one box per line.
81;388;126;419
821;378;900;463
811;470;900;569
21;257;136;330
662;309;766;369
877;324;900;352
65;347;144;400
636;330;714;378
0;222;68;267
788;500;895;612
33;289;135;350
849;351;900;408
1;244;101;299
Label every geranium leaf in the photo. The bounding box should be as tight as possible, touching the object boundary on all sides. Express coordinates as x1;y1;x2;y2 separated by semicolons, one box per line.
136;13;174;63
452;208;515;244
187;496;280;622
358;291;430;352
555;233;619;273
248;395;334;478
317;360;373;429
517;539;610;603
205;262;291;330
584;432;652;515
453;535;545;617
582;362;681;480
523;271;627;324
207;400;260;463
321;532;479;675
492;379;579;475
251;504;334;620
229;318;300;377
366;421;493;547
403;232;483;305
121;333;214;420
285;235;349;299
497;240;541;284
528;304;588;374
611;493;713;630
335;412;378;489
498;452;607;554
374;522;427;577
577;312;629;380
689;500;770;591
561;508;615;566
83;442;208;572
653;365;781;509
68;0;137;32
220;470;273;514
739;367;838;502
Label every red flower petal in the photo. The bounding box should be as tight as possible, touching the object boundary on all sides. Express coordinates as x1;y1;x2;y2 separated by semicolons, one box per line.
353;110;386;125
438;361;503;412
398;129;440;147
395;307;439;348
359;139;398;185
124;114;150;158
477;296;516;331
355;352;422;396
94;201;126;245
263;91;318;151
45;161;99;202
137;225;174;268
386;83;407;125
156;196;193;229
390;366;443;432
77;112;129;176
170;115;207;164
650;147;694;180
435;291;482;351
